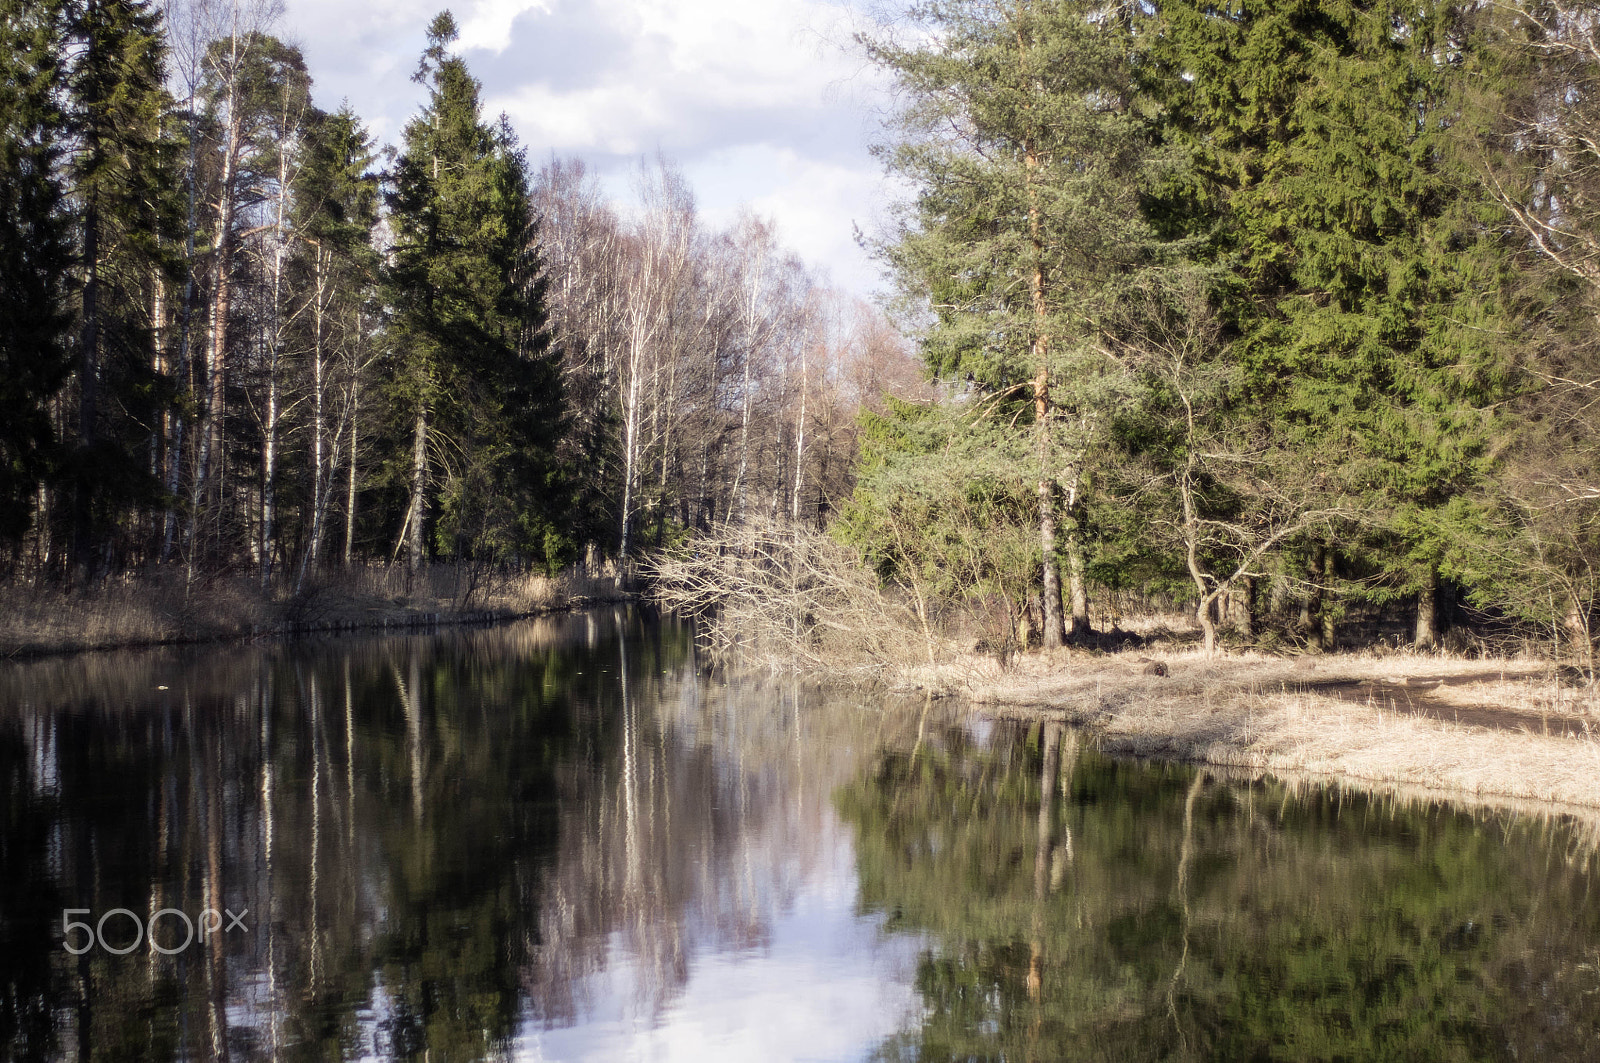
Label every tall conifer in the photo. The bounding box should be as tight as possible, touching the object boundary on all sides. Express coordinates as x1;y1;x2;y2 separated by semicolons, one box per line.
386;12;563;574
864;0;1166;645
63;0;174;574
0;0;73;551
1152;0;1516;647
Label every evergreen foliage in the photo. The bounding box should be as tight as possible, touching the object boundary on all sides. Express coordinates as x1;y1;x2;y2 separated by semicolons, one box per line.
61;0;176;572
855;0;1555;653
863;0;1175;644
0;0;73;548
837;394;1042;637
385;12;565;570
1152;0;1517;607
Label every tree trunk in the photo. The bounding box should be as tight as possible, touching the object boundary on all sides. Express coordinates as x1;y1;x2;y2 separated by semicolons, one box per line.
1236;576;1256;642
1197;594;1220;656
261;370;278;588
343;384;359;566
1320;546;1337;651
163;101;200;564
1060;470;1092;640
405;404;428;576
191;114;240;559
1179;465;1217;656
734;345;753;521
791;338;807;525
1022;96;1067;649
298;250;332;591
1302;544;1325;652
1064;531;1091;640
74;184;100;582
1414;565;1438;651
1016;594;1037;648
619;303;647;561
1035;367;1066;649
261;133;296;590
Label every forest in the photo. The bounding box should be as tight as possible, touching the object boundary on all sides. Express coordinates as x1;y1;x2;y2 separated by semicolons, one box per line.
7;0;1600;660
831;0;1600;659
0;0;914;608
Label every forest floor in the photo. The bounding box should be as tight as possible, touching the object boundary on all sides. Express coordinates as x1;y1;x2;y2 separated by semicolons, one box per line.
919;640;1600;811
0;564;632;659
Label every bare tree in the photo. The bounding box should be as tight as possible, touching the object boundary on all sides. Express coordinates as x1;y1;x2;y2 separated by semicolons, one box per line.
534;153;892;564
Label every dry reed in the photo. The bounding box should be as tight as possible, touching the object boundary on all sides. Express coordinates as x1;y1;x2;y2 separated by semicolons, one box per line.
0;562;629;658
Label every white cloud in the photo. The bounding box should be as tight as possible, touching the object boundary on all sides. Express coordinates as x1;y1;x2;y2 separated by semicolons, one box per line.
457;0;552;52
278;0;897;297
513;816;925;1062
684;145;883;294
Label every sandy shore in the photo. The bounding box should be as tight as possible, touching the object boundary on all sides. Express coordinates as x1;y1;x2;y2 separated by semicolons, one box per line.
915;648;1600;810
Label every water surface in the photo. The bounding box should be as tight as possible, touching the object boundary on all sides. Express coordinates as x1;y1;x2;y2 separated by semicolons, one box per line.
2;614;1599;1061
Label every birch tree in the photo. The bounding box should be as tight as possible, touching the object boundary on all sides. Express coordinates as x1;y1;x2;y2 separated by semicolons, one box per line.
290;105;377;588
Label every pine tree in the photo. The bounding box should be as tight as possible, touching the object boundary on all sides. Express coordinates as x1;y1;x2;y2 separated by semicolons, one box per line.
385;11;563;575
184;29;307;567
864;0;1167;646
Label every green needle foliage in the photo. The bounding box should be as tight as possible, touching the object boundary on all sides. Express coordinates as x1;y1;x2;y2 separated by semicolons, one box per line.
0;0;73;550
867;0;1163;384
62;0;175;571
385;11;567;571
861;0;1181;643
837;395;1044;638
1152;0;1519;597
859;0;1542;650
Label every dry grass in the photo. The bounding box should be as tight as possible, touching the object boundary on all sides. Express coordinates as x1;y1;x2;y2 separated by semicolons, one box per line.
648;526;1600;810
0;563;630;658
0;572;271;656
295;562;627;619
937;646;1600;809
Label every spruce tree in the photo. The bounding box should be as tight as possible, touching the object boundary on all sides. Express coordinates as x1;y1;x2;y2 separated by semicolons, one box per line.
0;0;73;552
385;12;563;574
63;0;174;575
1151;0;1517;648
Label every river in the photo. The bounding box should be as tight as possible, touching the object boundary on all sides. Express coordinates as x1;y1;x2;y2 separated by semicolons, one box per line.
2;611;1598;1060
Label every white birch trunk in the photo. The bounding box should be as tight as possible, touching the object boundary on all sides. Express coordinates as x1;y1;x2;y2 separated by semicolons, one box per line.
791;338;807;526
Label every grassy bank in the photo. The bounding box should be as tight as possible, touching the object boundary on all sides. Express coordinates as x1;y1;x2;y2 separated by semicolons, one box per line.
650;525;1600;808
0;563;632;658
926;645;1600;809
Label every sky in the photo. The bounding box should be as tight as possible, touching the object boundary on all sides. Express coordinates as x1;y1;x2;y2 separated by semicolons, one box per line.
275;0;900;297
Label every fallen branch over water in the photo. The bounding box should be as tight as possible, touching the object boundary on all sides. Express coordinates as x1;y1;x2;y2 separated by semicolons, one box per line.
646;521;947;677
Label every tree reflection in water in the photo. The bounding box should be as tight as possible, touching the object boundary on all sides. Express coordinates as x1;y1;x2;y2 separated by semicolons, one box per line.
840;719;1600;1062
11;618;1600;1062
0;612;926;1061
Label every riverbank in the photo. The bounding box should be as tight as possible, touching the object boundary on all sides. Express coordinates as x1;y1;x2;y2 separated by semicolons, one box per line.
0;564;633;659
927;647;1600;809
